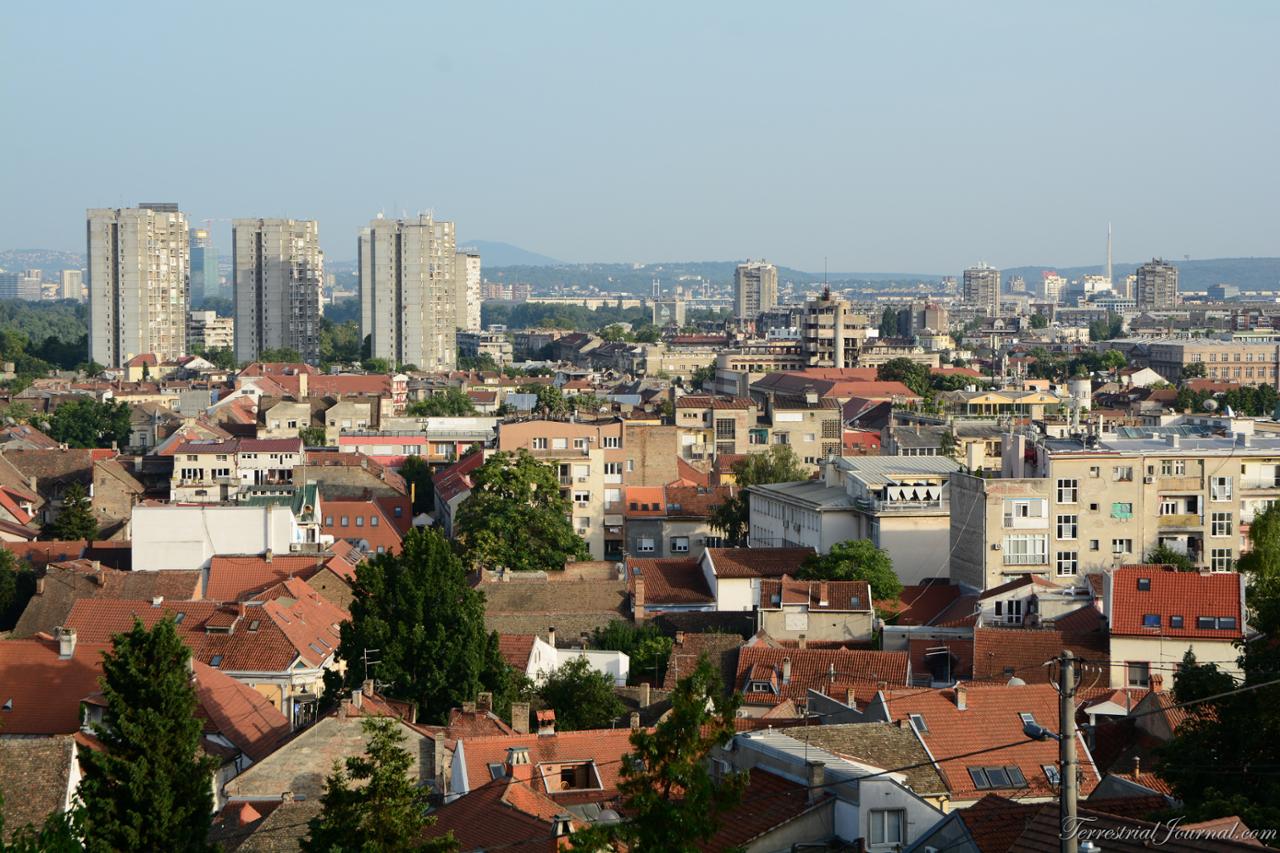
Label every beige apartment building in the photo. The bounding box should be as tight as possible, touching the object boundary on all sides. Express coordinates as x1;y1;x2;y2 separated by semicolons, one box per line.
188;310;235;352
734;260;778;318
497;419;627;560
232;218;325;364
1146;338;1280;385
673;396;759;461
799;289;868;369
359;215;457;371
454;251;482;332
88;204;189;367
761;392;843;468
950;427;1280;590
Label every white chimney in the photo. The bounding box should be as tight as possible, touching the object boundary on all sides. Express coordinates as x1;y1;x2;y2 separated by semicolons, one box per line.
954;684;967;711
782;657;792;684
56;627;77;659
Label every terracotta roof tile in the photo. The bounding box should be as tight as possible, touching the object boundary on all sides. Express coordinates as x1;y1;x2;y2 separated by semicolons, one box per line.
629;557;714;605
1109;567;1243;639
971;625;1108;684
736;645;908;707
663;632;743;692
192;661;291;762
457;729;637;801
427;777;558;853
206;554;328;601
321;500;404;555
880;582;964;626
0;636;111;735
12;561;201;638
498;634;536;670
697;767;825;852
705;547;815;579
759;575;872;612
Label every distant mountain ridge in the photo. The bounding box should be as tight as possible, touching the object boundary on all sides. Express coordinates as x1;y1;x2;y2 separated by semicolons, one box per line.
458;241;563;267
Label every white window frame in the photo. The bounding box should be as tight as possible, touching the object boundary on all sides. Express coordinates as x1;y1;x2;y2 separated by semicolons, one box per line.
868;809;905;847
1211;548;1233;572
1212;476;1233;502
1056;550;1078;577
1056;514;1078;540
1003;534;1048;565
1056;479;1078;504
1211;512;1232;537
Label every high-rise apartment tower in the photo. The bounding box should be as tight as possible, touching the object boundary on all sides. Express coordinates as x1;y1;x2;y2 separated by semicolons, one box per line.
1135;258;1179;310
359;214;457;371
87;205;189;367
233;218;325;364
963;263;1000;314
735;260;778;318
454;251;482;332
190;228;220;304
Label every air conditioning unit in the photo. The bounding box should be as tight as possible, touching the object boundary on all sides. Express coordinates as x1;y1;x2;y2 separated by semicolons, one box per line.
577;476;590;483
991;543;1002;550
289;543;302;552
1144;476;1155;484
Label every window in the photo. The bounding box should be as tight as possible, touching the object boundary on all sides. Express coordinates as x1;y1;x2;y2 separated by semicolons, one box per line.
1212;512;1232;537
637;537;655;553
394;506;403;517
908;713;928;733
210;655;224;668
532;437;548;450
774;433;789;445
1112;538;1133;555
1043;764;1061;785
1019;712;1036;727
573;491;590;505
370;515;379;527
1056;515;1077;540
1113;466;1133;482
573;438;587;450
967;766;1029;791
1170;615;1184;629
1211;548;1233;572
1137;577;1151;591
551;437;567;450
602;436;620;448
355;516;364;527
1111;502;1133;520
671;536;689;553
1056;479;1078;503
1160;499;1179;516
1142;614;1161;628
604;462;623;477
714;419;736;439
1003;535;1047;565
1161;459;1186;476
324;516;333;526
1127;661;1150;688
1089;539;1099;551
1212;476;1233;501
1055;551;1078;577
1218;616;1238;630
868;809;905;847
340;516;348;527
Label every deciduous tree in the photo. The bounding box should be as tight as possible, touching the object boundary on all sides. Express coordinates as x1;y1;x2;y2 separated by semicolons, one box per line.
797;539;902;600
709;445;808;547
47;398;131;449
537;656;625;731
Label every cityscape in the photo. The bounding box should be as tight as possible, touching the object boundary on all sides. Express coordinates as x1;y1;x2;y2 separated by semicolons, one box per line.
2;3;1279;853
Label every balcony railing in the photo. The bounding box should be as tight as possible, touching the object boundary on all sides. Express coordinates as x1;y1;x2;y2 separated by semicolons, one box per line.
1158;475;1203;492
1241;477;1280;491
1158;513;1203;529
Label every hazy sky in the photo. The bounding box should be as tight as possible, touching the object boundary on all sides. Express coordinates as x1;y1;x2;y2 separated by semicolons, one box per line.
2;1;1277;272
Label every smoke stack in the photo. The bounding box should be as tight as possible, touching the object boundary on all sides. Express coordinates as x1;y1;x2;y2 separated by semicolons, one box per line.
537;709;556;736
510;701;531;735
506;746;532;783
954;684;967;711
806;760;825;804
547;627;556;648
782;657;792;684
56;627;77;659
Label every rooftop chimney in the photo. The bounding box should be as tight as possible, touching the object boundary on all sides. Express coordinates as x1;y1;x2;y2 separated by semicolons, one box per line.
806;760;825;804
639;682;651;708
630;711;641;730
537;709;556;736
633;578;646;619
362;679;375;698
506;746;532;783
818;582;829;607
954;684;968;711
781;657;792;684
547;626;556;649
56;627;76;659
797;635;807;650
510;701;531;735
477;692;493;714
1150;674;1164;693
675;630;686;645
1132;756;1142;780
553;815;575;839
151;595;164;607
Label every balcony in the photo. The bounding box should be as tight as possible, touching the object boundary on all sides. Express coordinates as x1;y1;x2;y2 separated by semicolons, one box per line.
1158;513;1203;530
530;446;590;459
1241;477;1280;492
1003;514;1049;530
1157;475;1203;492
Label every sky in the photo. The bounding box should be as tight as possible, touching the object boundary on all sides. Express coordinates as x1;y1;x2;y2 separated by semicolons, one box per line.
2;1;1278;273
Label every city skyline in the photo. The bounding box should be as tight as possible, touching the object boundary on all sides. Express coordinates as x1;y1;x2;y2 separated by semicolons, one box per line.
2;2;1278;272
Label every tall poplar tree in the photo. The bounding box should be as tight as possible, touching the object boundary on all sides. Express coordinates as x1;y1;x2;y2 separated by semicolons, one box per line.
77;617;218;852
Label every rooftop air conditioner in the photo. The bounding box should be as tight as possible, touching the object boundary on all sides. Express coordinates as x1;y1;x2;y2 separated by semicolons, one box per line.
991;543;1002;550
1144;476;1155;484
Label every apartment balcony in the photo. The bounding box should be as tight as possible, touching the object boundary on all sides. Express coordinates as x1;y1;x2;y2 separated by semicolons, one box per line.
530;447;590;459
1158;513;1203;530
1157;475;1203;492
1003;514;1049;530
873;498;950;514
1240;477;1280;492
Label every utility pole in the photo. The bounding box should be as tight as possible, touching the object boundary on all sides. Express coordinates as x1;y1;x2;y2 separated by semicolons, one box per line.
1059;650;1078;853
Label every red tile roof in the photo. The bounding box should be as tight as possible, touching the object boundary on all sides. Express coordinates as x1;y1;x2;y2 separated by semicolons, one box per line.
759;576;872;613
192;661;291;762
205;554;330;601
498;634;536;670
622;486;665;518
880;683;1099;801
321;500;404;555
1109;567;1244;639
0;636;111;735
971;626;1108;684
705;547;815;579
881;582;965;626
238;438;304;453
456;729;638;801
978;574;1064;600
908;636;974;681
697;767;827;852
427;776;559;853
630;558;714;605
674;396;754;409
736;645;908;707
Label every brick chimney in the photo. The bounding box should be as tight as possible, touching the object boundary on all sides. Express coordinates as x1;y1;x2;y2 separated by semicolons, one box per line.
798;634;807;650
639;682;651;708
674;630;685;645
506;746;532;783
782;657;792;684
55;627;77;659
1150;674;1164;692
477;692;493;714
510;701;531;735
537;709;556;736
818;582;829;607
806;760;825;804
633;578;645;619
362;679;375;697
954;684;967;711
630;711;641;730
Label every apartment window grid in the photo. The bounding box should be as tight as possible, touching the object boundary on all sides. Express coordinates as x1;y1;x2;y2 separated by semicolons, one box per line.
1211;548;1234;572
1212;476;1233;502
1056;514;1078;540
1056;551;1078;577
1161;459;1186;476
1003;534;1048;565
1113;466;1133;482
1112;538;1134;555
1211;512;1233;537
1056;479;1077;504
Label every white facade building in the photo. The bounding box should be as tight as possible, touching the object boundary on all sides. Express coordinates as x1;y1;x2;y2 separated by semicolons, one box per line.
132;504;306;571
87;205;189;366
454;251;482;332
233;218;324;364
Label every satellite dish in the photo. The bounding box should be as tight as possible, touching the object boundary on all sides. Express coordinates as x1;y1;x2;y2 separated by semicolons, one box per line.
1203;399;1219;412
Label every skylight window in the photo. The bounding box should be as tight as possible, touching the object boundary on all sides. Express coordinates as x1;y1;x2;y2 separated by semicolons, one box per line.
1137;577;1151;591
210;655;223;667
1018;712;1036;727
1142;614;1161;628
1043;764;1061;785
908;713;928;733
1170;615;1184;629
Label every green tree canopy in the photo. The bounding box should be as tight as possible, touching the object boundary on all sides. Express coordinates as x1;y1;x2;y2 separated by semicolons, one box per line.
334;528;512;724
709;445;809;547
455;449;588;572
77;617;219;852
1145;543;1196;572
569;657;745;852
50;481;98;541
878;307;899;338
1180;361;1207;379
303;717;456;853
298;425;328;447
362;357;393;373
47;397;131;449
406;388;475;417
537;656;626;731
398;456;434;515
797;539;903;600
0;548;36;631
876;357;931;396
457;352;499;372
258;347;303;363
1029;311;1048;329
591;620;673;684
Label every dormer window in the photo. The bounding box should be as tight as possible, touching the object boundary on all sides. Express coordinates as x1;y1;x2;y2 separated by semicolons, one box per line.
210;655;223;668
1137;577;1151;591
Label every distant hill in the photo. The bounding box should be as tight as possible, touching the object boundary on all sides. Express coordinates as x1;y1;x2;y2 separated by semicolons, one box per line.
460;241;564;267
1003;257;1280;292
0;249;84;274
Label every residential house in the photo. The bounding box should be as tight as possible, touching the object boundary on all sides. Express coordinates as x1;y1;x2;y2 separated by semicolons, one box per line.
260;399;314;438
761;393;844;468
623;483;733;559
321;499;403;555
673;396;759;462
500;628;629;686
447;726;637;804
11;559;202;638
735;644;910;715
700;546;816;611
757;576;874;644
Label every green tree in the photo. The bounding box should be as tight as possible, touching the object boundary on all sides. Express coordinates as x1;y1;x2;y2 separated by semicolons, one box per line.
599;323;631;342
362;357;392;373
50;481;98;541
878;307;899;339
334;528;512;723
1029;311;1048;329
1144;543;1196;572
77;617;219;852
258;347;303;363
1181;361;1207;379
318;318;362;366
709;446;808;547
303;717;456;853
1172;649;1236;705
200;348;237;371
47;397;131;449
521;384;567;416
690;362;716;391
406;388;475;417
797;539;902;600
1100;349;1126;371
570;392;605;412
939;429;958;461
0;548;36;632
299;425;327;446
632;324;661;343
591;620;673;684
398;456;434;515
457;352;498;372
537;656;626;731
876;357;931;396
569;658;745;852
455;450;588;572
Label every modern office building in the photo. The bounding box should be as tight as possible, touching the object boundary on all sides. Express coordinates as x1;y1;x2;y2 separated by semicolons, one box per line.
1135;258;1180;310
963;263;1000;314
87;204;189;367
232;218;325;364
800;288;865;368
359;214;457;371
188;310;235;352
454;251;482;332
60;269;84;301
0;270;42;301
734;260;778;319
190;228;221;304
